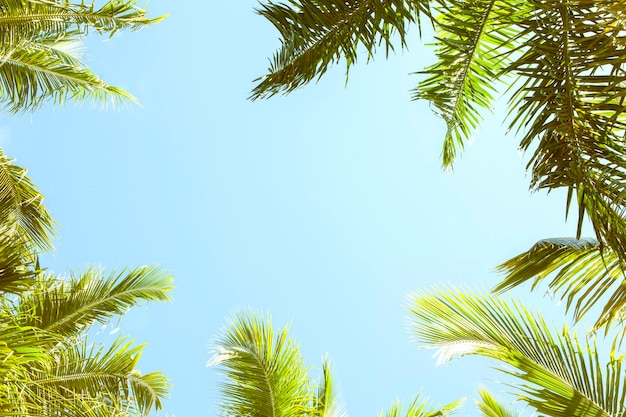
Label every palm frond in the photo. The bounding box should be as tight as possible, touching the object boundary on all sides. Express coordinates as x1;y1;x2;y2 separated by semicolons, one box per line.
29;336;169;416
412;0;522;168
0;0;165;43
0;38;137;112
0;0;166;112
503;1;626;260
0;149;56;251
18;266;173;337
494;237;626;331
408;287;626;417
209;310;317;417
251;0;428;100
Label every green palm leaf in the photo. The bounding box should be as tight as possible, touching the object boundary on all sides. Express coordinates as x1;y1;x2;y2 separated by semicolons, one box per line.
503;1;626;260
412;0;521;168
251;0;428;100
30;336;168;416
494;237;626;331
0;150;55;251
0;37;136;112
408;287;626;417
209;311;316;417
17;266;173;337
0;0;166;112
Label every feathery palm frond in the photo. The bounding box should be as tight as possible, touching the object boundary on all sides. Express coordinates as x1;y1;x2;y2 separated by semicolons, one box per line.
0;150;55;251
251;0;429;100
412;0;523;168
408;287;626;417
0;37;136;112
27;336;169;416
502;1;626;263
0;0;166;112
494;237;626;332
17;266;173;337
0;0;164;42
209;311;316;417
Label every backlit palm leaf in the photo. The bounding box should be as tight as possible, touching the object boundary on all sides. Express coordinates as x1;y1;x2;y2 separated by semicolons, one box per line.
17;265;173;337
28;336;169;416
494;237;626;331
209;311;316;417
210;311;465;417
0;0;166;112
408;287;626;417
412;0;522;168
506;1;626;263
251;0;428;100
0;150;55;252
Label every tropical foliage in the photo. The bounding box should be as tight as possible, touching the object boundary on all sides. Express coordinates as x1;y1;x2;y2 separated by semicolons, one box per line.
252;0;626;332
0;150;172;417
209;311;472;417
408;287;626;417
0;0;166;113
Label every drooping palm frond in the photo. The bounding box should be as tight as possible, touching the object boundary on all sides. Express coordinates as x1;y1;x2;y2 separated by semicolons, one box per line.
408;287;626;417
0;150;55;251
28;336;169;416
0;0;166;112
412;0;523;168
251;0;430;100
494;237;626;331
16;266;173;337
504;1;626;259
475;388;522;417
0;36;137;112
380;395;463;417
209;311;317;417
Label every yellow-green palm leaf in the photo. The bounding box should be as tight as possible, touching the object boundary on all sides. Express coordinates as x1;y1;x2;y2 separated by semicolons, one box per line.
408;287;626;417
495;237;626;332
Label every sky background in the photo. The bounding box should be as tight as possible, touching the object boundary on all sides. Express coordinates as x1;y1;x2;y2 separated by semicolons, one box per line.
0;1;597;417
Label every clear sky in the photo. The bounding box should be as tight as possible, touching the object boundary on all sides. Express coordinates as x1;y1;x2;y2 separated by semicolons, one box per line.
0;1;593;417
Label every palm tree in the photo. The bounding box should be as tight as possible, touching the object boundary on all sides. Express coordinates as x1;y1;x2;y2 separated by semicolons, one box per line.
252;1;626;328
408;286;626;417
0;151;172;417
209;310;472;417
0;0;166;113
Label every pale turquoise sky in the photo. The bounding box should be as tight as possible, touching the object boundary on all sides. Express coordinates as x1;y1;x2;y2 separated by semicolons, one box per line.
0;1;592;417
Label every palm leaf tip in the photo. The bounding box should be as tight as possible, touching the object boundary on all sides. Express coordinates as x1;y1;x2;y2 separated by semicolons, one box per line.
380;393;464;417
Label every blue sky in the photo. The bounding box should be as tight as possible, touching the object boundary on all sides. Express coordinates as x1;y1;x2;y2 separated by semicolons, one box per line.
0;1;593;417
